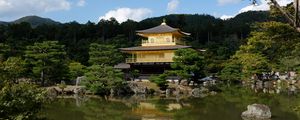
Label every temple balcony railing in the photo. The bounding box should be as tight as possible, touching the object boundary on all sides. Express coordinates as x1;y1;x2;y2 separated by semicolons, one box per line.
126;58;173;63
126;58;137;63
141;39;176;46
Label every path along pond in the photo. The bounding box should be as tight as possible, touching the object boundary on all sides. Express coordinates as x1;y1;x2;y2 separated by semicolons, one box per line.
41;84;300;120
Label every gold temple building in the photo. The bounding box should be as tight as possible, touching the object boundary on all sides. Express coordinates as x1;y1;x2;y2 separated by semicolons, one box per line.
120;20;191;74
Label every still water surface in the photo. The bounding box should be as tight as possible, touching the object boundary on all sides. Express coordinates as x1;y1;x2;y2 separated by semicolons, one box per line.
42;85;300;120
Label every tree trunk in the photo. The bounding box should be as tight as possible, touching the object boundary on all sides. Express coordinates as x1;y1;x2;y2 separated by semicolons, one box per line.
294;0;300;29
41;70;45;86
270;0;295;25
269;0;300;31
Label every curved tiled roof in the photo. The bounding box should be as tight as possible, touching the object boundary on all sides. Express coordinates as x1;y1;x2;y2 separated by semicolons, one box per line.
136;23;190;35
120;45;191;51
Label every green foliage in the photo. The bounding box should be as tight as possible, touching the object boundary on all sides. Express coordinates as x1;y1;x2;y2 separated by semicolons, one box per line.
0;12;282;73
280;43;300;72
219;60;243;82
129;69;140;80
0;83;46;120
0;57;26;83
83;65;124;95
0;43;9;61
25;41;68;86
88;43;123;66
149;74;169;90
171;48;205;80
239;22;300;64
58;81;67;93
68;62;86;80
221;21;299;81
229;52;270;80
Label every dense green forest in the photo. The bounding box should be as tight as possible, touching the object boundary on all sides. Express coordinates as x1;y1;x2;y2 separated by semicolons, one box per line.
0;11;274;69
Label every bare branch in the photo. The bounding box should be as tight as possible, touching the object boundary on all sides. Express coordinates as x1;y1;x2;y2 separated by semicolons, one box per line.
269;0;295;26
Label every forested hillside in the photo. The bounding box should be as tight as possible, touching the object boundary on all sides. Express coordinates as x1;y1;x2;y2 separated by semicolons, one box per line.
0;11;276;70
0;16;60;27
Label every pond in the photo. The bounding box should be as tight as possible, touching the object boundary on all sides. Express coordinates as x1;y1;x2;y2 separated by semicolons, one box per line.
42;85;300;120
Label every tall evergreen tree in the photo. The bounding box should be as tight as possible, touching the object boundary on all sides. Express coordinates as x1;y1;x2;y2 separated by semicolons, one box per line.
88;43;123;66
25;41;68;86
170;48;205;84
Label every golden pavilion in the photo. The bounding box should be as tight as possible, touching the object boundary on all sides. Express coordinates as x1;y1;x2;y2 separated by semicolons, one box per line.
120;20;191;74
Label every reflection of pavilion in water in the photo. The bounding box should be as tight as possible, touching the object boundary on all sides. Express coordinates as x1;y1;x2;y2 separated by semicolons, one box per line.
108;95;190;120
132;102;181;120
250;80;298;95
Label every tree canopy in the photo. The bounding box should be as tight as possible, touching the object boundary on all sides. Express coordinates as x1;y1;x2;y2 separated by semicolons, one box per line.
25;41;68;86
82;65;124;95
170;48;205;83
88;43;123;66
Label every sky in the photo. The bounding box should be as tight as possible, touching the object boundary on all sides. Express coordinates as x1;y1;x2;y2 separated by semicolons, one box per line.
0;0;294;23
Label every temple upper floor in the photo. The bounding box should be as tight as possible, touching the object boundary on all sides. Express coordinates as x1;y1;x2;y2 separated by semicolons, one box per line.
136;20;190;47
141;33;184;46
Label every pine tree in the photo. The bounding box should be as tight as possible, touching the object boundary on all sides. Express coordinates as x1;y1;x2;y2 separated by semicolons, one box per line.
25;41;68;86
88;43;123;66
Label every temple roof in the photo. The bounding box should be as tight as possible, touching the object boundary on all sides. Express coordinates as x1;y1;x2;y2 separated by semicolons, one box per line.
136;21;190;36
120;45;191;51
114;63;130;69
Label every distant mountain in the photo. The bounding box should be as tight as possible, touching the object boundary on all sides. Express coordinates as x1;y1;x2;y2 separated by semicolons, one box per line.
0;21;8;25
139;11;272;30
13;16;60;27
222;11;272;33
0;16;60;27
226;11;271;25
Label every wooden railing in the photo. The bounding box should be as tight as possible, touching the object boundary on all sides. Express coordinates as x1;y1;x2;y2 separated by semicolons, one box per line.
141;39;175;46
126;58;137;63
126;58;173;63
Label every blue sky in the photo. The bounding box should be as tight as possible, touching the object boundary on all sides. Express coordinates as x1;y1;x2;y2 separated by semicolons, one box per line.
0;0;293;23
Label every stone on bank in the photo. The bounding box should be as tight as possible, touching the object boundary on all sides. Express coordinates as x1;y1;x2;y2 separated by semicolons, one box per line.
241;104;271;120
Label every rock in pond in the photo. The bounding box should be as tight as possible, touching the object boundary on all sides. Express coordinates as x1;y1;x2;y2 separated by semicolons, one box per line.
73;87;86;95
46;87;58;100
241;104;271;120
190;87;209;98
127;82;148;94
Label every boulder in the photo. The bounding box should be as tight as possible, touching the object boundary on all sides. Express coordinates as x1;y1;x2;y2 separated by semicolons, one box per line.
166;88;177;96
111;85;134;96
166;88;171;96
73;87;86;95
46;87;58;100
128;82;148;94
241;104;271;120
210;91;217;96
190;87;209;98
176;85;192;95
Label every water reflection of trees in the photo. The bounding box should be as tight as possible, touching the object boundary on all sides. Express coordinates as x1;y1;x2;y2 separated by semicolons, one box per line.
174;85;299;120
44;85;300;120
44;97;138;120
249;81;299;95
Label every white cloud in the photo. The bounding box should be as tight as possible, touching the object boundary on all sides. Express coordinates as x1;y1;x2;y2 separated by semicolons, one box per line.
99;8;152;23
220;15;234;20
220;0;293;20
239;0;292;13
167;0;180;13
218;0;242;5
277;0;294;5
239;0;269;13
0;0;71;20
77;0;85;7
